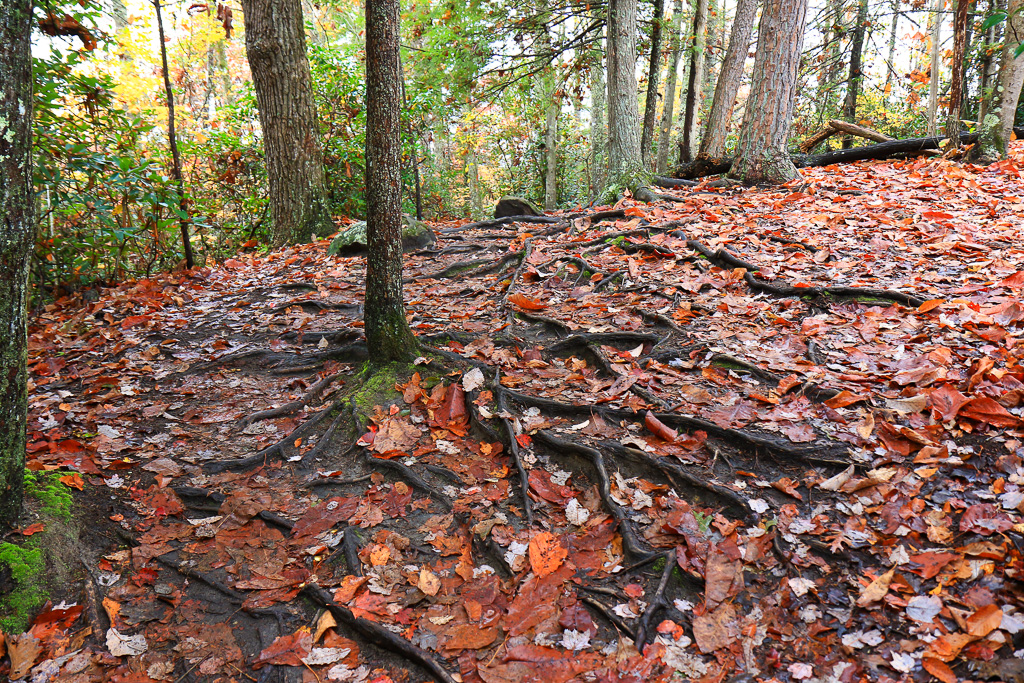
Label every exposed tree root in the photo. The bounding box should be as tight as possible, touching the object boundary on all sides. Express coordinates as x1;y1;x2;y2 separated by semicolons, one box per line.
182;342;368;377
238;372;344;428
494;371;535;527
534;431;655;561
303;585;459;683
363;451;453;510
415;249;523;281
580;595;634;636
514;310;573;336
440;215;561;234
501;237;534;321
174;485;297;531
271;300;362;314
635;550;676;649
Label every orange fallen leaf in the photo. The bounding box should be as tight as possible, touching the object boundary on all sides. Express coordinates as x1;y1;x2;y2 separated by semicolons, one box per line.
21;523;44;536
918;299;944;313
508;292;546;310
60;473;84;490
528;531;567;577
965;603;1003;637
824;390;869;409
922;657;957;683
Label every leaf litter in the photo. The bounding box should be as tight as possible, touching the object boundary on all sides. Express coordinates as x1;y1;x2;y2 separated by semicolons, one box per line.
10;150;1024;681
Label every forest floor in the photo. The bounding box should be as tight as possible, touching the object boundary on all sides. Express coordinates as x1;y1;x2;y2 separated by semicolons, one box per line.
9;145;1024;683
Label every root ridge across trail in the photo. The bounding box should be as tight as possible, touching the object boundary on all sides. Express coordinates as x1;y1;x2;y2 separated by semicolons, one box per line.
23;153;1024;682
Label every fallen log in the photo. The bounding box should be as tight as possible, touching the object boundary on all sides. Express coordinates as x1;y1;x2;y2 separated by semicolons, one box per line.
673;127;1024;180
799;120;892;153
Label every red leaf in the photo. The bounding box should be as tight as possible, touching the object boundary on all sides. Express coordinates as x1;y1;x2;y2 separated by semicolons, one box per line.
21;523;45;536
959;503;1014;536
958;396;1020;427
928;384;969;422
644;411;677;442
253;629;313;669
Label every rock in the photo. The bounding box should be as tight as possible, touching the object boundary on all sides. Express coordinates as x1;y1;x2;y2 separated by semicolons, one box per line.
327;216;435;256
494;195;542;219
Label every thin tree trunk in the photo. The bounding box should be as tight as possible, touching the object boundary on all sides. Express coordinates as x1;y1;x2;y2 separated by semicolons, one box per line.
926;0;944;136
365;0;417;362
884;0;900;94
972;0;1024;160
816;0;844;125
213;40;234;107
680;0;709;162
945;0;970;142
154;0;196;269
698;0;758;160
590;25;607;196
979;0;1004;122
0;0;33;529
242;0;332;245
641;0;666;166
728;0;808;184
606;0;649;193
841;0;870;147
656;0;685;174
469;149;483;215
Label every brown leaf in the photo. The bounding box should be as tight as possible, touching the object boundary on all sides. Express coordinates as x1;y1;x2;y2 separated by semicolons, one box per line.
704;551;744;610
314;610;337;643
965;603;1003;637
922;657;958;683
444;624;499;650
418;566;441;596
824;390;869;409
960;503;1014;535
643;411;677;442
855;568;895;607
6;632;42;681
958;396;1020;427
692;603;739;654
253;628;313;669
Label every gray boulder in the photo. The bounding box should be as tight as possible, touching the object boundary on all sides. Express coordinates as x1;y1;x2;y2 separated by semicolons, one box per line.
494;195;541;219
327;216;435;256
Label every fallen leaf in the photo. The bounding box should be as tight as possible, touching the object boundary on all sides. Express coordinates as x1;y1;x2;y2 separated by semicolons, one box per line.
855;568;895;607
443;624;499;650
6;632;42;680
692;603;739;653
644;411;677;442
528;531;567;577
314;610;337;643
418;566;441;596
106;628;148;657
966;603;1004;637
20;523;44;536
253;628;313;669
508;292;546;310
922;657;957;683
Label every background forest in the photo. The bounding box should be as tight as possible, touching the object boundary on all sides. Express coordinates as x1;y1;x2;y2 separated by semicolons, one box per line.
26;0;1024;299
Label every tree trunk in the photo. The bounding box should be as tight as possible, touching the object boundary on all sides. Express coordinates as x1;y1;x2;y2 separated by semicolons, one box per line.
972;0;1024;161
655;0;685;174
926;0;943;137
469;149;483;216
543;84;559;209
816;0;844;124
242;0;332;246
727;0;808;184
606;0;649;194
884;0;900;94
0;0;33;529
155;0;196;270
841;0;869;147
641;0;666;166
680;0;709;162
945;0;970;143
365;0;417;363
979;0;1004;123
698;0;758;160
590;25;608;196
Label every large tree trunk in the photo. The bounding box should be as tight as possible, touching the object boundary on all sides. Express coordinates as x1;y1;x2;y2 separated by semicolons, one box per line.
926;0;943;137
945;0;970;143
679;0;709;162
640;0;666;166
606;0;649;194
590;25;608;196
0;0;32;529
365;0;417;363
698;0;758;160
655;0;685;174
242;0;332;246
727;0;808;184
972;0;1024;161
841;0;869;148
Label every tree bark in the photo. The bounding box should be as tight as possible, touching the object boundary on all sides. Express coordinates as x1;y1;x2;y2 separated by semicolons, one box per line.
606;0;649;194
655;0;685;174
641;0;666;166
590;24;608;196
365;0;417;363
979;0;1005;123
680;0;709;162
926;0;944;137
154;0;196;269
972;0;1024;161
728;0;808;184
0;0;32;529
242;0;332;246
698;0;758;160
884;0;900;94
841;0;869;147
945;0;970;143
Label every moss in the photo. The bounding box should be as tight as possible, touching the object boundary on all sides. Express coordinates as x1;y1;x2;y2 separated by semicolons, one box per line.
350;361;409;417
0;471;78;632
0;543;45;633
